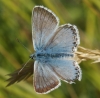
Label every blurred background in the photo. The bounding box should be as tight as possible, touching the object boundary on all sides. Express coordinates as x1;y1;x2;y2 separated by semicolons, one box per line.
0;0;100;98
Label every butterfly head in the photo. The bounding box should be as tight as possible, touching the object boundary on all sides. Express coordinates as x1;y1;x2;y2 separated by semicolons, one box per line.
29;53;36;59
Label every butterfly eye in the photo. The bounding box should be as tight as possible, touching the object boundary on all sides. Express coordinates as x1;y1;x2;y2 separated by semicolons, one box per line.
29;54;35;59
29;55;32;58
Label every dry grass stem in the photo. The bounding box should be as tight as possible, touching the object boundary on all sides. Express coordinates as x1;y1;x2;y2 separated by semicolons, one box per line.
75;46;100;64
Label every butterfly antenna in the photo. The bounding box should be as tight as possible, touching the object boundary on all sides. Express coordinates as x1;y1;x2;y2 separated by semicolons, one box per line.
16;38;32;53
18;58;31;74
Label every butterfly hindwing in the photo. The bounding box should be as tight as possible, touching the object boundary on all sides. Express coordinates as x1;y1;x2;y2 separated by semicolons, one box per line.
34;60;61;94
47;59;82;83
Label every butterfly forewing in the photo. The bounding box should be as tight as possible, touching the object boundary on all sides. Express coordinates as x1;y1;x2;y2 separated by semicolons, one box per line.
32;6;59;51
34;60;61;94
45;24;80;53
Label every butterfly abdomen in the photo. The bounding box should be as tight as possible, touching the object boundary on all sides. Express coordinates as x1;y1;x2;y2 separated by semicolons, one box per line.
36;53;74;59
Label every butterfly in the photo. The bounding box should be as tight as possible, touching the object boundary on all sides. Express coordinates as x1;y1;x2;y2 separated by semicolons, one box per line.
30;5;82;94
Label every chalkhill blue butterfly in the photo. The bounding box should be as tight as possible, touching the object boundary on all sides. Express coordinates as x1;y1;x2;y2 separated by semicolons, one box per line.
30;6;82;94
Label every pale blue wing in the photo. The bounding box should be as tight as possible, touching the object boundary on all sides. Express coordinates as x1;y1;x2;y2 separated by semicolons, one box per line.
34;60;60;94
45;24;80;53
47;59;82;83
32;6;59;51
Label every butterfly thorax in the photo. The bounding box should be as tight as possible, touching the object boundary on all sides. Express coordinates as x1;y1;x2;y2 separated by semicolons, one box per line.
30;52;74;60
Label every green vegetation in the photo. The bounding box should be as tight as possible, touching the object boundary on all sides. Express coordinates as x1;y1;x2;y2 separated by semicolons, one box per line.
0;0;100;98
